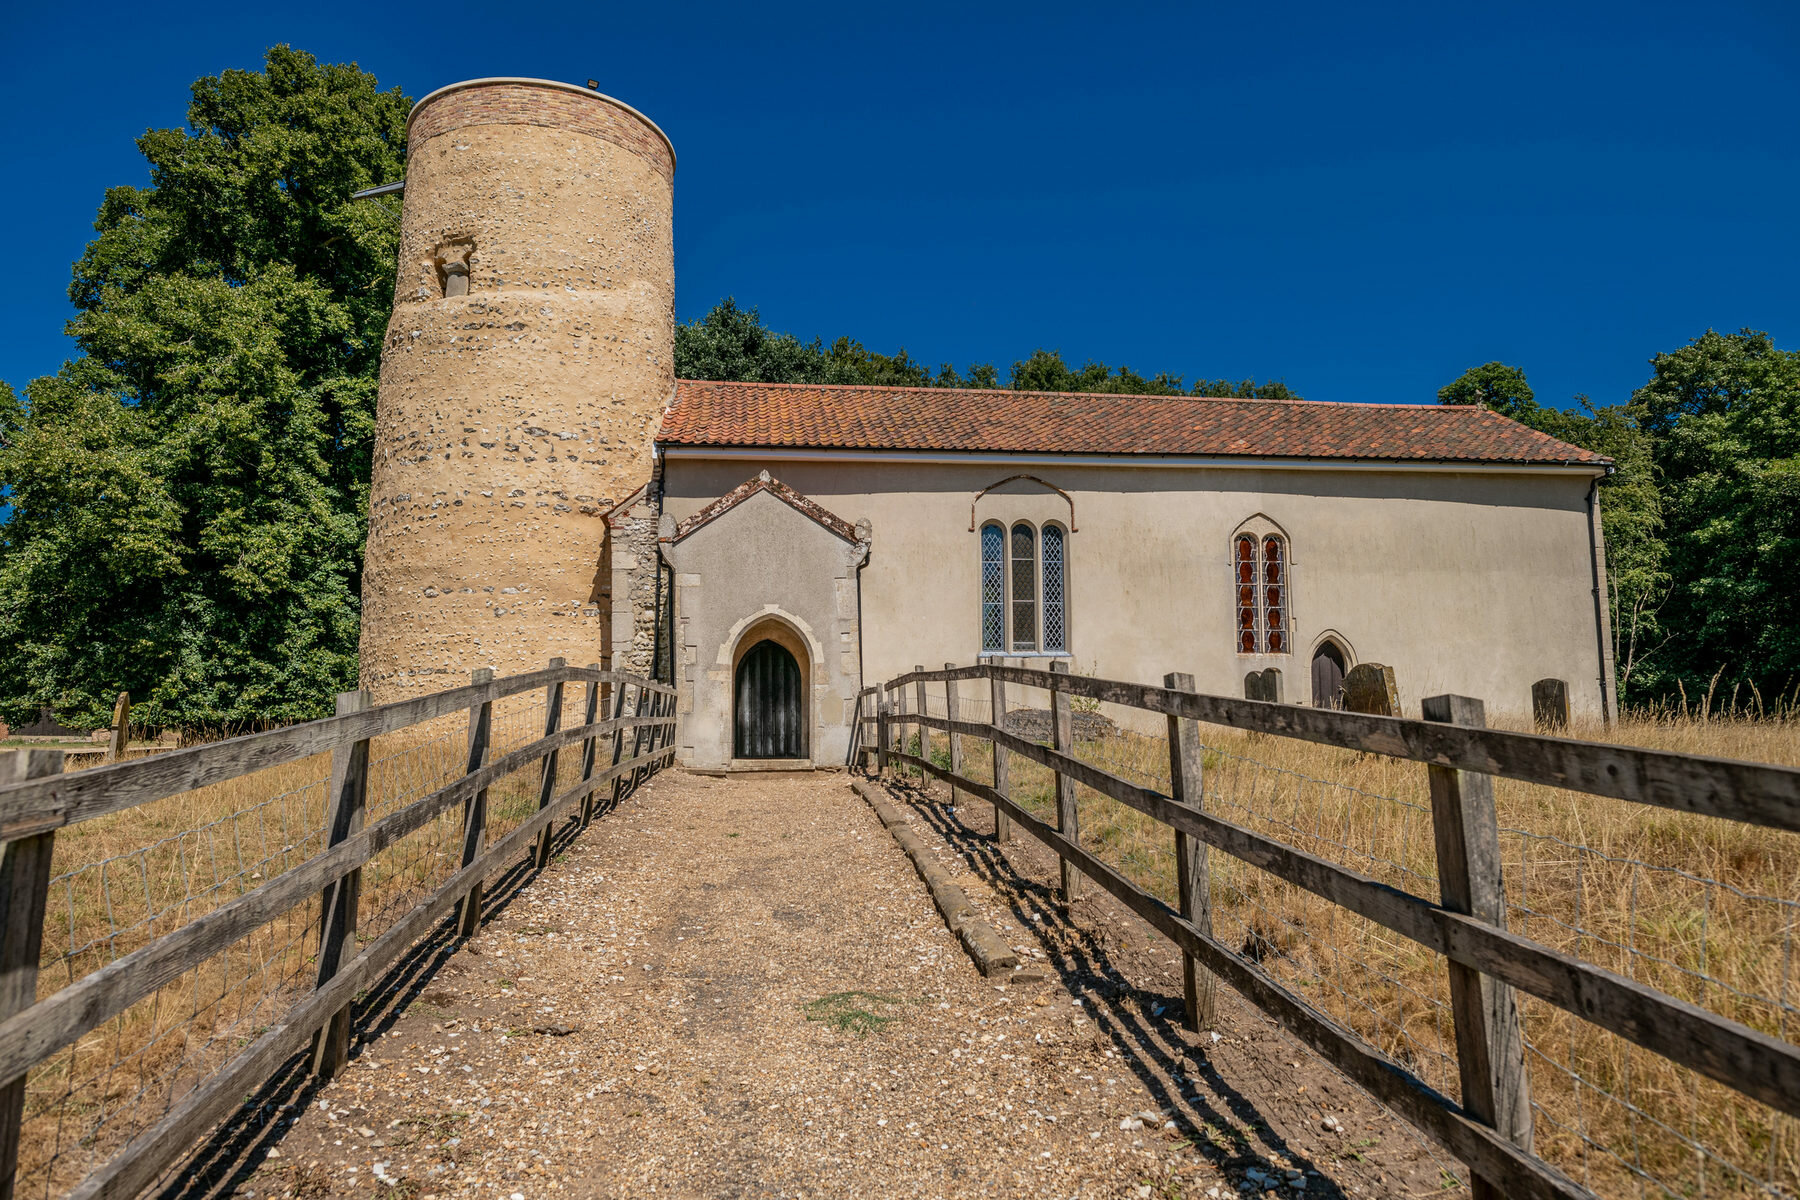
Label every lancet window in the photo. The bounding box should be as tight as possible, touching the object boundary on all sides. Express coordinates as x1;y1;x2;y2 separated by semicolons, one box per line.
1234;530;1290;654
1042;524;1067;652
980;523;1005;652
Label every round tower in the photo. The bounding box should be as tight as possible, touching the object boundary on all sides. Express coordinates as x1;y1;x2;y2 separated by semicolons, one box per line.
361;79;675;701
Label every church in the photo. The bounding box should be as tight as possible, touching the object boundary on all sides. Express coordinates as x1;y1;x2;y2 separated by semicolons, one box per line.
357;77;1616;770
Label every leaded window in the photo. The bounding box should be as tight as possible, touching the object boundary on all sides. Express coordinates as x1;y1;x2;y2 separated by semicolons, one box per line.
980;519;1072;655
980;523;1005;652
1010;523;1037;652
1235;535;1259;653
1234;531;1290;654
1042;524;1067;652
1263;536;1287;653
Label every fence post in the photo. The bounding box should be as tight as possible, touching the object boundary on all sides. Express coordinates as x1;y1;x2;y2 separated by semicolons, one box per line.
644;689;670;774
642;689;669;780
944;665;962;805
1050;661;1082;903
1164;671;1216;1032
1422;693;1533;1197
455;667;495;938
620;683;651;799
312;689;372;1079
913;666;928;779
988;667;1012;844
577;665;602;828
106;692;131;764
891;682;904;774
857;688;876;772
534;658;567;869
900;680;913;774
876;686;891;775
606;679;633;812
0;749;62;1200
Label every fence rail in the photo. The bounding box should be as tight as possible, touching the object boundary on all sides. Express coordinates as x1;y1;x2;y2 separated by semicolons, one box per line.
0;663;676;1200
862;662;1800;1200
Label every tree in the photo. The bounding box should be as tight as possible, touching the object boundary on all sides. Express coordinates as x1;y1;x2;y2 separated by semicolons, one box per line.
673;297;1000;389
1437;361;1540;423
1629;329;1799;705
0;47;409;729
1437;338;1800;709
1006;348;1302;399
675;302;1300;399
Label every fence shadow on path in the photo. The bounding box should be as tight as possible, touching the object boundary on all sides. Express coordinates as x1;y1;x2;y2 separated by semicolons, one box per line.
151;804;610;1200
882;775;1353;1200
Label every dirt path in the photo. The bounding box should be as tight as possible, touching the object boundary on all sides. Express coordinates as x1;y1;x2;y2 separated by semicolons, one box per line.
251;769;1461;1199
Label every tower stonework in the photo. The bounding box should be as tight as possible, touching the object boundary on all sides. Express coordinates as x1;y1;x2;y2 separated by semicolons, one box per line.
361;79;675;701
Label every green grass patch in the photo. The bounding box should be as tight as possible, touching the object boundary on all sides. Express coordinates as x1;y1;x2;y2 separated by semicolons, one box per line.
802;991;904;1035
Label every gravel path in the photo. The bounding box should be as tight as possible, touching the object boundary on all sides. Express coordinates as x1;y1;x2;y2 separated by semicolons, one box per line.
249;768;1459;1199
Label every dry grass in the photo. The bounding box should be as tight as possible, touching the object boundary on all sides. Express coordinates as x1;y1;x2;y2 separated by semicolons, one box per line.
909;696;1800;1199
13;689;605;1200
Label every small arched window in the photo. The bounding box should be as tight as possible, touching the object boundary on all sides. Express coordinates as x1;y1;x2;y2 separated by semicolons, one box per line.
1010;523;1037;652
1042;524;1067;652
980;523;1005;652
1233;529;1291;654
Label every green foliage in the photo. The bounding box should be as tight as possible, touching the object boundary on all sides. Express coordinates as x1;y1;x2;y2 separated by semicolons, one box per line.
1010;346;1302;400
1629;330;1799;702
0;47;408;729
673;297;999;389
1437;361;1539;422
1440;332;1799;708
674;299;1298;399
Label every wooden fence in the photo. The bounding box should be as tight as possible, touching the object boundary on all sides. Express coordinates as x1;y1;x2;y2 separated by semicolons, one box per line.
861;661;1800;1200
0;662;676;1200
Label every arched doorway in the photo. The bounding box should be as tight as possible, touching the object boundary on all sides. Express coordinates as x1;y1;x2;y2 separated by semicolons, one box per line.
735;639;805;758
1311;640;1348;710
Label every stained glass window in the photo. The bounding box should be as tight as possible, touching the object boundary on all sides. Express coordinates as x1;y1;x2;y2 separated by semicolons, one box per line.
980;523;1005;652
1263;535;1287;654
1235;535;1260;653
1042;524;1067;652
1010;523;1037;652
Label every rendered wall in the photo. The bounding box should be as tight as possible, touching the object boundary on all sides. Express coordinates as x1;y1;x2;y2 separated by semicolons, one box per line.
360;79;674;700
660;489;871;768
660;457;1612;726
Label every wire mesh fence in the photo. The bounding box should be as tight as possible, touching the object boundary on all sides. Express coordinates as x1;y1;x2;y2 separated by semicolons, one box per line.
8;670;667;1200
892;670;1800;1199
21;756;334;1199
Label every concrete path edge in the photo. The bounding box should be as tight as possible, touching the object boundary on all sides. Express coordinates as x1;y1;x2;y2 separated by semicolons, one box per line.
850;777;1026;979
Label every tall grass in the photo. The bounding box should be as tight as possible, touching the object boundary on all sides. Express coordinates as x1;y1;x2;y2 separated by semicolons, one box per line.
912;693;1800;1199
14;689;595;1200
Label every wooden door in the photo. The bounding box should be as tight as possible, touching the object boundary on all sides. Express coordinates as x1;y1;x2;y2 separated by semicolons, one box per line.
1311;642;1347;709
734;639;804;759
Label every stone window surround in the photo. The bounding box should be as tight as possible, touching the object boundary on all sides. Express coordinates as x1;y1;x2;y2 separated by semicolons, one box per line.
1231;513;1294;658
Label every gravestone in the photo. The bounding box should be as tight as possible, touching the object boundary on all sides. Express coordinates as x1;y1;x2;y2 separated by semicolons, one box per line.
14;707;79;738
1342;663;1399;717
1532;678;1570;730
1243;668;1283;703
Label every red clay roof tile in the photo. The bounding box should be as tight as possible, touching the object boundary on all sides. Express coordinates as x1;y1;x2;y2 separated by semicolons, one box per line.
659;380;1611;467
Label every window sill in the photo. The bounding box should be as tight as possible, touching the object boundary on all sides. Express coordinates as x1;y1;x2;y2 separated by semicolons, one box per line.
979;651;1071;659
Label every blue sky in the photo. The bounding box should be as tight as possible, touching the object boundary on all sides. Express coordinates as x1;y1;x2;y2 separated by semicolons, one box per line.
3;0;1796;408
